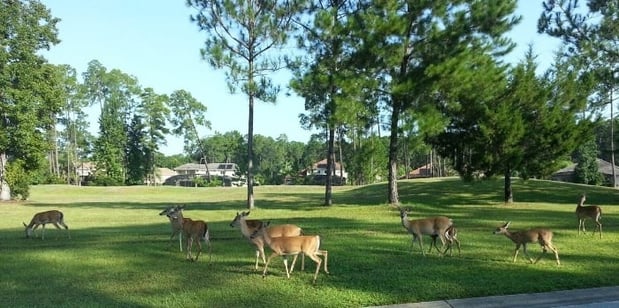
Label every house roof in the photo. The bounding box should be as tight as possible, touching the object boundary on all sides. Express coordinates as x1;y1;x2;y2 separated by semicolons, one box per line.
174;163;239;171
553;158;619;176
312;159;343;170
157;167;176;176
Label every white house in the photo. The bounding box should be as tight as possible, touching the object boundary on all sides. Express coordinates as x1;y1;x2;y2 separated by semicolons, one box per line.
174;162;239;178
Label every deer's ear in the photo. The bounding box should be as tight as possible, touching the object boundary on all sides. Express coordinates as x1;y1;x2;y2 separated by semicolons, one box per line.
505;221;511;227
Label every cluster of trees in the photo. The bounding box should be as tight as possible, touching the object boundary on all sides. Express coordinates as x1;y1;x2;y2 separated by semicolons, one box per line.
2;0;619;206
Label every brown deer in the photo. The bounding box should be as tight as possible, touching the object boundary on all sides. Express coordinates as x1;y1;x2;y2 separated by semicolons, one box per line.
576;194;602;238
430;224;461;256
159;205;184;251
250;221;328;284
23;210;70;240
230;211;305;270
398;207;453;256
166;206;211;262
493;221;560;266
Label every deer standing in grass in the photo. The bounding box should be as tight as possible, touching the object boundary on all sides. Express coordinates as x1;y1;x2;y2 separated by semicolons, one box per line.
159;205;184;251
23;210;70;240
430;225;461;256
493;221;560;266
230;211;305;270
576;194;602;239
166;206;211;262
398;207;453;256
250;221;329;284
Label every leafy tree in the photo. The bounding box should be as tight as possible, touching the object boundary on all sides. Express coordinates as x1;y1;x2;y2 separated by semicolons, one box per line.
168;89;211;177
0;0;60;200
56;64;92;185
352;0;520;204
155;153;192;170
187;0;303;208
82;61;141;184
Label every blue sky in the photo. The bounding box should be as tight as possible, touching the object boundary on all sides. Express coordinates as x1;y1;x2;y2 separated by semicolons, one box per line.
41;0;560;155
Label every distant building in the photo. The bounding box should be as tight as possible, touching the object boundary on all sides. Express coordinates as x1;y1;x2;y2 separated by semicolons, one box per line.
300;159;347;185
551;158;619;186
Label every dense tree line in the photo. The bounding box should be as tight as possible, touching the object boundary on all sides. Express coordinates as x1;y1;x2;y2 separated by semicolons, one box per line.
2;0;619;204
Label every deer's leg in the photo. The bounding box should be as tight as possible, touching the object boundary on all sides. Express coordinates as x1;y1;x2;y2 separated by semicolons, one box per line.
454;238;461;256
41;224;46;240
262;252;279;278
194;237;202;262
283;256;291;278
186;238;194;261
178;232;183;252
521;243;535;263
593;219;602;239
58;221;70;239
254;249;262;270
317;249;329;273
306;253;322;284
416;234;426;256
512;244;522;262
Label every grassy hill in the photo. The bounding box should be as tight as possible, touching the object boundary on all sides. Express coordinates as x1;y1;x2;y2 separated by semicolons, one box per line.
1;178;617;307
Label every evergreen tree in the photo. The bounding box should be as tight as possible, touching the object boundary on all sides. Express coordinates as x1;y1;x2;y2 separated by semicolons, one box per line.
126;115;147;185
574;137;603;185
187;0;304;208
352;0;519;204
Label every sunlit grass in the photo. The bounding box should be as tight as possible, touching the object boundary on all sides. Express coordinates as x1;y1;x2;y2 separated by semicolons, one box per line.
1;178;618;307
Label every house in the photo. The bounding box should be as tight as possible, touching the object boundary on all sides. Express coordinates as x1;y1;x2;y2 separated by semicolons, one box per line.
402;163;433;179
153;167;177;185
300;159;348;185
551;158;619;185
75;161;95;178
173;162;239;178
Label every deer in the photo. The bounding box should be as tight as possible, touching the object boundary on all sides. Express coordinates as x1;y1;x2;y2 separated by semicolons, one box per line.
230;211;305;271
493;221;560;266
576;194;602;239
165;206;211;262
430;224;461;257
159;205;185;251
250;221;329;284
398;207;453;256
23;210;70;240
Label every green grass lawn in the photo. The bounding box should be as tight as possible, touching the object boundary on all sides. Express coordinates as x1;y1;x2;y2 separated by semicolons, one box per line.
1;178;618;308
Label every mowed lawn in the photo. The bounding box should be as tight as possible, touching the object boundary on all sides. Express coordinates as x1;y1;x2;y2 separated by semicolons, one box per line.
1;178;618;307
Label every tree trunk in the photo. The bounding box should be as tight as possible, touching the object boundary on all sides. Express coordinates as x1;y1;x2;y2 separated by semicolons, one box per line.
504;167;513;204
247;93;255;209
610;87;616;188
0;153;10;201
388;102;401;205
324;127;335;206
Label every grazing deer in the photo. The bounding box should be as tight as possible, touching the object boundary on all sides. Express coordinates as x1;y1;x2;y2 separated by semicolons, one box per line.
493;221;560;266
23;210;70;240
576;194;602;239
430;224;461;256
250;221;329;284
398;207;453;256
159;205;184;251
166;207;212;262
230;211;305;270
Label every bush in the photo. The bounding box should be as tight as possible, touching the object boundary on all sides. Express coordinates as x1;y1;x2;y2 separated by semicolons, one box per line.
5;159;30;200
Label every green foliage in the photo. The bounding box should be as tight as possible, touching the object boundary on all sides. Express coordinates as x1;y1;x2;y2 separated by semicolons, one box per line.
574;137;603;185
0;0;61;197
5;160;30;200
